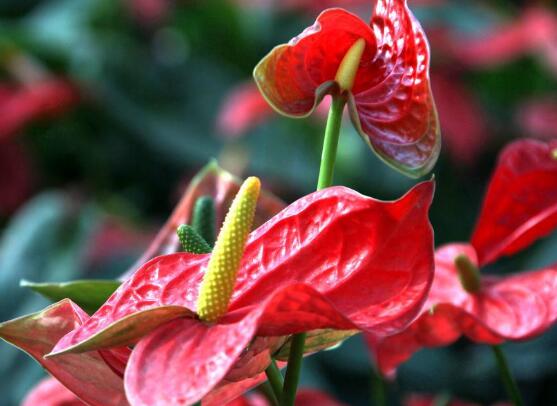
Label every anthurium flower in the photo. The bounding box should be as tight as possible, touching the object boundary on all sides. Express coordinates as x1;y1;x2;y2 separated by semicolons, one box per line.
254;0;440;177
368;139;557;376
48;178;435;405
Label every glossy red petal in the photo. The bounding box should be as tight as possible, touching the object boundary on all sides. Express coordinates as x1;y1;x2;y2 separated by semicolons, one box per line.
126;161;285;277
124;315;262;405
232;181;435;336
99;347;132;378
52;182;434;354
371;243;557;376
254;8;376;117
50;253;201;355
254;3;439;176
471;139;557;266
0;300;127;406
124;284;355;405
22;377;85;406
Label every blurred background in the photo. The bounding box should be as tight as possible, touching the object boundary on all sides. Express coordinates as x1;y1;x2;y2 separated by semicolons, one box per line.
1;0;557;404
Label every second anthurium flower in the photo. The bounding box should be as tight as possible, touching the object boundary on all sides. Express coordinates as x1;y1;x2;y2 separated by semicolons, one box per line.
254;0;440;177
43;175;435;405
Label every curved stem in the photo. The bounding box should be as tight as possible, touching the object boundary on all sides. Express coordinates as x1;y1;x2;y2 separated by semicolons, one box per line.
491;345;524;406
317;95;347;190
281;94;346;406
265;359;284;404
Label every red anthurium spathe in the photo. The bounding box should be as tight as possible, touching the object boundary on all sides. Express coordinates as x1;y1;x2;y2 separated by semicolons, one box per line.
368;139;557;377
49;179;435;405
254;1;440;177
0;299;128;406
470;139;557;266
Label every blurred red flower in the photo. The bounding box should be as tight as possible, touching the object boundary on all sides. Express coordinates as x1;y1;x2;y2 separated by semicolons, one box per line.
254;0;440;177
0;79;79;141
516;98;557;140
430;71;488;166
217;82;275;138
368;139;557;376
451;7;557;74
0;141;34;215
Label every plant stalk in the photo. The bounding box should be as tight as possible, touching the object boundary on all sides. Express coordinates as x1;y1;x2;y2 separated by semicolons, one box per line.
317;95;347;190
265;359;284;404
491;345;524;406
281;94;346;405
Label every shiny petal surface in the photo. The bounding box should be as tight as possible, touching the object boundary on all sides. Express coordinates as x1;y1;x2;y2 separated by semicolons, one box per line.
232;181;435;336
22;377;85;406
0;300;127;406
125;283;358;405
254;3;439;176
124;315;262;406
50;253;202;354
471;139;557;266
370;243;557;376
254;9;375;117
52;182;434;354
127;161;285;277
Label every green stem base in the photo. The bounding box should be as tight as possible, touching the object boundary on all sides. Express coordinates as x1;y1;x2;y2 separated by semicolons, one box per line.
491;345;524;406
265;359;284;405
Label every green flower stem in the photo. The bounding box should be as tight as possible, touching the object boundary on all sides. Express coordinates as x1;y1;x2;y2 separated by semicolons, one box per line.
371;368;387;406
265;360;284;404
259;382;279;406
317;95;347;190
281;94;347;406
280;333;306;406
491;345;524;406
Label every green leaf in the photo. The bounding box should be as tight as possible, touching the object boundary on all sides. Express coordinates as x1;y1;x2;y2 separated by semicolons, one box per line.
20;279;121;315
